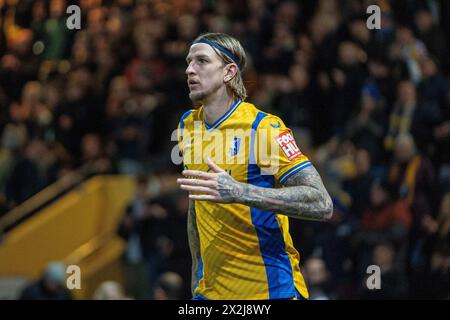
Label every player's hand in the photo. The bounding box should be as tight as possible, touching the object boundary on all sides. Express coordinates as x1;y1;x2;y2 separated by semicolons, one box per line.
177;157;244;203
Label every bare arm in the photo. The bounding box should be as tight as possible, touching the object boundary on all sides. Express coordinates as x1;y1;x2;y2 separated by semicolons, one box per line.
187;199;201;296
178;159;333;221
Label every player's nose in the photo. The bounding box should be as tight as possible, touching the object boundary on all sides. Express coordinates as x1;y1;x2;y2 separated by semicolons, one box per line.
185;62;196;76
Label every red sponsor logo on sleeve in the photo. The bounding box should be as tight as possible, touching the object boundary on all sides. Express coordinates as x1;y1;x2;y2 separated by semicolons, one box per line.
275;130;302;160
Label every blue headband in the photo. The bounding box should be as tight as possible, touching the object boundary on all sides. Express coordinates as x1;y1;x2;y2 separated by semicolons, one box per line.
192;39;241;69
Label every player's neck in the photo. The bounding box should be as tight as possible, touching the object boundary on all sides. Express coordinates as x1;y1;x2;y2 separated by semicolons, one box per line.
202;88;237;126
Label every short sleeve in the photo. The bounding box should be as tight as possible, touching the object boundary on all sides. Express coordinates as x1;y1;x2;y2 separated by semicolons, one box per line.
254;115;312;185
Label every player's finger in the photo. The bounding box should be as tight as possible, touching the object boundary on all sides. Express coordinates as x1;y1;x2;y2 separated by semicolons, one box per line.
206;157;225;173
182;170;215;179
189;194;219;202
179;185;220;196
177;178;217;187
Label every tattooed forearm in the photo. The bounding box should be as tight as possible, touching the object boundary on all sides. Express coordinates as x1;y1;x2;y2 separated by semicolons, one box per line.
217;166;333;221
187;200;201;295
216;175;245;202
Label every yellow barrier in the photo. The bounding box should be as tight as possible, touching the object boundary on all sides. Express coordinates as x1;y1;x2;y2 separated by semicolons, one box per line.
65;234;126;300
0;175;135;299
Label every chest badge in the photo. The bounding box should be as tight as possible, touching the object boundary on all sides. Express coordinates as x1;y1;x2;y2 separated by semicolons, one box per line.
229;137;241;157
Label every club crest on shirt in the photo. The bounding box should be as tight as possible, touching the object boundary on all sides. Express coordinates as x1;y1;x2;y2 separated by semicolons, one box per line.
229;137;241;157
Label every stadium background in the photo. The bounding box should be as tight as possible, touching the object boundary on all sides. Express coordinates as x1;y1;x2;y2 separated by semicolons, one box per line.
0;0;449;299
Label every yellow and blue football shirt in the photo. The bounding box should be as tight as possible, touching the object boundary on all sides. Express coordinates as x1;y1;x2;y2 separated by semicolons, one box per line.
177;99;311;300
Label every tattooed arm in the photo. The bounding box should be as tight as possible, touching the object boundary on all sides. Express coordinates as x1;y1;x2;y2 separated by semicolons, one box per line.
234;166;332;221
178;158;333;221
187;199;201;296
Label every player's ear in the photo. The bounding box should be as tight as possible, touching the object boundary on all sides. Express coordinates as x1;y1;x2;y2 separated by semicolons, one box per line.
223;63;238;83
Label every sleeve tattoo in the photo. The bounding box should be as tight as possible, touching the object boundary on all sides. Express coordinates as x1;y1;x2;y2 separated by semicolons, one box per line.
216;166;333;221
187;199;201;296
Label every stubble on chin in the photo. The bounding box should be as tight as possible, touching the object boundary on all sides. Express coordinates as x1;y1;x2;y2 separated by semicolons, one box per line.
189;90;205;104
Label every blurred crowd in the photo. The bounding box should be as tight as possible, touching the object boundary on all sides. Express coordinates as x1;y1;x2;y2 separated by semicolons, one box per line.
17;261;184;300
1;0;449;299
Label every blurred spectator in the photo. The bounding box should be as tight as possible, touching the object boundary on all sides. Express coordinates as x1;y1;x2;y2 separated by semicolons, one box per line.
424;242;450;299
80;133;115;175
417;52;448;118
0;123;27;193
358;241;408;299
5;139;49;208
39;0;72;61
343;148;374;219
392;25;428;84
118;175;150;300
356;178;412;278
153;272;184;300
345;83;387;164
112;103;150;175
384;80;439;156
119;175;173;299
388;134;437;230
273;63;314;143
0;28;38;102
413;8;447;69
164;192;191;299
93;281;131;300
411;242;450;299
434;193;450;248
412;192;450;298
361;178;412;239
53;67;102;157
331;41;367;135
125;36;167;93
303;257;336;300
366;55;397;109
417;57;450;182
19;261;72;300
